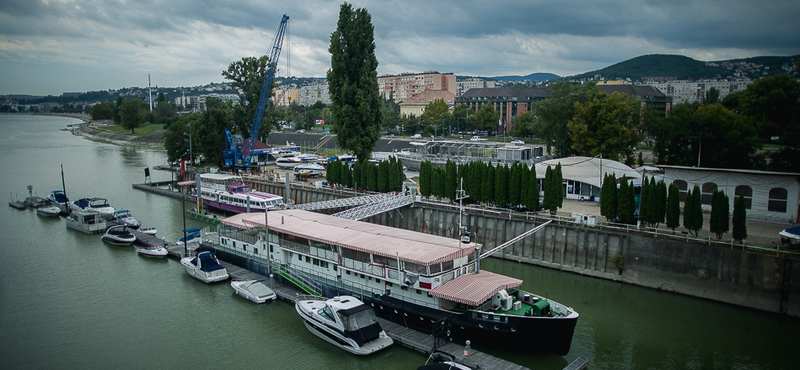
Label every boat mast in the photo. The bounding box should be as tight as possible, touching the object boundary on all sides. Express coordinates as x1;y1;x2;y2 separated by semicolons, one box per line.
60;164;69;214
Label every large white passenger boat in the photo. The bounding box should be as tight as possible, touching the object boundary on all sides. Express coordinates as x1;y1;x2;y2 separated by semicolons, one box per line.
199;209;579;355
193;174;284;214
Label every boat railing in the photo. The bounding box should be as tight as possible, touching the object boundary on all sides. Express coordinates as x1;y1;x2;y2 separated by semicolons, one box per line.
296;294;327;302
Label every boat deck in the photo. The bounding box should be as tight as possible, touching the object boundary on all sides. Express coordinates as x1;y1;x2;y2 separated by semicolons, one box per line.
161;246;530;370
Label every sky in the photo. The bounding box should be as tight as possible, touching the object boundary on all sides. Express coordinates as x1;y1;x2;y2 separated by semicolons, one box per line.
1;0;799;96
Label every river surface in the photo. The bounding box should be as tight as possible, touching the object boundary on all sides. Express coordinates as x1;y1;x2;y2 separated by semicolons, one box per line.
1;114;798;370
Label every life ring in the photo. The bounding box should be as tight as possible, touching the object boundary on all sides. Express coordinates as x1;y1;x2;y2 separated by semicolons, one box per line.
279;204;286;209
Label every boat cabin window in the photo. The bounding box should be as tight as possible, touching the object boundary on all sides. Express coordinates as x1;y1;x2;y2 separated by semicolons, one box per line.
338;306;378;331
442;260;454;271
341;248;370;263
429;263;442;274
373;255;398;268
320;306;335;322
404;261;426;274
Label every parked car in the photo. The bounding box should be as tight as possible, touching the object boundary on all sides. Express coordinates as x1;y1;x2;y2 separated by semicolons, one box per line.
510;140;525;145
470;136;487;142
388;134;395;138
411;134;422;139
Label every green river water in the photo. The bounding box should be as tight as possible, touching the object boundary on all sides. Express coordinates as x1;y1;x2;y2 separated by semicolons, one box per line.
0;115;798;370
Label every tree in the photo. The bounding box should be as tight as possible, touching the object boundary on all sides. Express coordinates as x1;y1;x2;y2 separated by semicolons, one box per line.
509;163;522;208
119;97;144;134
646;103;701;166
482;164;495;204
655;180;667;227
495;164;508;208
666;183;680;231
732;193;748;241
90;102;113;120
194;108;229;167
327;3;383;163
222;55;270;138
420;161;432;198
568;91;648;162
532;81;597;157
600;173;617;221
695;104;761;169
683;185;703;236
512;111;536;138
445;160;457;201
617;175;635;224
543;164;562;215
710;190;730;239
736;74;800;140
704;87;720;106
526;165;539;210
422;98;450;128
468;103;500;133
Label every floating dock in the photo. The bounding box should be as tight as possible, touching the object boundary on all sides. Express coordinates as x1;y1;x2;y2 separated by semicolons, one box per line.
163;245;531;370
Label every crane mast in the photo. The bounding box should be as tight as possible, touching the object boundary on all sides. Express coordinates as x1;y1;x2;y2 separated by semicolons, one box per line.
223;14;289;169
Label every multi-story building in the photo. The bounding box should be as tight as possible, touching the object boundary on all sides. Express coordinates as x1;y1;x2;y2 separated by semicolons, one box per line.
378;71;457;102
295;81;331;106
646;78;751;105
456;78;495;96
398;89;457;118
456;85;670;134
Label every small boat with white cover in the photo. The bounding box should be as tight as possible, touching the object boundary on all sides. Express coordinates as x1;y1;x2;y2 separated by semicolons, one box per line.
231;279;277;303
295;295;393;355
111;210;141;229
37;200;62;217
137;245;168;258
101;225;137;245
180;251;229;283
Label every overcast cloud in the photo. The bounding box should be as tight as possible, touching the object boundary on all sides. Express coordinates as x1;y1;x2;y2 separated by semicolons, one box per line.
1;0;798;95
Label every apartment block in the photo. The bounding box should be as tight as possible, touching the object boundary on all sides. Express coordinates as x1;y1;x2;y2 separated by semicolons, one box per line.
646;78;751;104
457;78;496;96
378;71;457;102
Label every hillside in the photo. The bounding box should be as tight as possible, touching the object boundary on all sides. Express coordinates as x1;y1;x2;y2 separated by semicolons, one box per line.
569;54;799;81
490;72;560;82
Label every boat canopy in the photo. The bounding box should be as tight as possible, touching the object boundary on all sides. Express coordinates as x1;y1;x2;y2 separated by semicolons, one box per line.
194;252;225;272
779;225;800;241
429;270;522;306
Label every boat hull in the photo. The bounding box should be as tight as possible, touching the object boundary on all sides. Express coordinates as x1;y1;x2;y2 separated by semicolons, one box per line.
204;245;577;355
137;246;168;258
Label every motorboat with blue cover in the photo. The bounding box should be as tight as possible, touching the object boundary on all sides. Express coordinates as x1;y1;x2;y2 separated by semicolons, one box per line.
46;190;70;214
180;251;229;283
779;226;800;249
295;295;393;355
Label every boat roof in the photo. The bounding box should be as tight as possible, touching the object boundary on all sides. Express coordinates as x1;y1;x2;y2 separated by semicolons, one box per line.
200;173;238;180
429;270;522;306
223;209;481;266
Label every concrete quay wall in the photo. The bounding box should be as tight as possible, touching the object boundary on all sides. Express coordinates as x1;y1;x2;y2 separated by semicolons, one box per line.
242;178;799;317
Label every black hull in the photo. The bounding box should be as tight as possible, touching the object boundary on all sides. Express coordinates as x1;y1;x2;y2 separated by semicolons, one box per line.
203;245;577;356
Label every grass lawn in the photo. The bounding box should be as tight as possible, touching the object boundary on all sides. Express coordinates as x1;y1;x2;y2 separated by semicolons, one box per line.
94;123;166;136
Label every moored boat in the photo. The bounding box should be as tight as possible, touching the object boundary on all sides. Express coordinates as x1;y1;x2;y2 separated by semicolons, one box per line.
193;173;284;214
65;209;107;234
139;227;158;235
8;193;25;210
230;279;277;303
295;295;393;355
293;163;325;177
200;209;578;355
36;200;62;217
101;225;137;245
46;190;70;214
180;251;229;283
111;210;141;229
71;197;115;220
137;245;168;258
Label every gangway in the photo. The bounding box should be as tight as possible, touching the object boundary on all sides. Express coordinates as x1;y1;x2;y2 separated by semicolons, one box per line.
331;194;415;221
480;220;552;259
293;192;399;211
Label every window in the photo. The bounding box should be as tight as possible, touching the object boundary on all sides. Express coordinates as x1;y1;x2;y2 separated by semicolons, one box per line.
673;180;688;202
768;188;788;213
701;183;717;205
734;185;753;209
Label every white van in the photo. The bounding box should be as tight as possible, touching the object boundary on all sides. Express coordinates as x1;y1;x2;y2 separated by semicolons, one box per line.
470;136;487;141
411;134;422;139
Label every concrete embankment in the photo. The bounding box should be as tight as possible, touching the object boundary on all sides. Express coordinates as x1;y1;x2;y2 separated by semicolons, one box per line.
238;177;800;317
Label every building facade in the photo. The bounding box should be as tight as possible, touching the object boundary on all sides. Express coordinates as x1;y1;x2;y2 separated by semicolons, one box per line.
456;78;496;96
646;78;751;105
378;71;457;102
399;90;457;118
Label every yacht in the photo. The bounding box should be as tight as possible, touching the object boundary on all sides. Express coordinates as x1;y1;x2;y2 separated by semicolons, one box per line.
71;197;115;220
137;245;168;258
180;251;229;283
194;173;284;214
46;190;70;213
231;280;277;303
111;210;141;229
295;295;393;355
294;163;325;177
101;225;137;245
65;209;107;234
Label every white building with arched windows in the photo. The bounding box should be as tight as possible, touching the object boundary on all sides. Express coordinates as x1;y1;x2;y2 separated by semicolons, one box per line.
658;165;800;224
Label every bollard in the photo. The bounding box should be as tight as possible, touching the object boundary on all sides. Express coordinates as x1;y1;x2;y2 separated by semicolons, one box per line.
464;340;471;361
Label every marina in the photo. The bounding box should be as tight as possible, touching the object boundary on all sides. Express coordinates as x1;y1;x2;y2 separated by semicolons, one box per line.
2;115;799;370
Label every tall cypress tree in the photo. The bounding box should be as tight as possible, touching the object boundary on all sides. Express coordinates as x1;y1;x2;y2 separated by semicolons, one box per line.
601;173;617;221
710;190;730;239
617;175;635;223
690;185;703;235
519;164;530;210
656;180;667;226
482;164;495;204
683;187;695;234
419;161;432;198
554;163;564;210
495;164;509;208
640;177;651;225
666;183;680;231
328;3;382;162
732;193;747;241
543;166;554;213
529;165;539;210
509;163;522;208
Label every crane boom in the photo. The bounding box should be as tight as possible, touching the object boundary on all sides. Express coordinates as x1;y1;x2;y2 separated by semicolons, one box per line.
224;14;289;169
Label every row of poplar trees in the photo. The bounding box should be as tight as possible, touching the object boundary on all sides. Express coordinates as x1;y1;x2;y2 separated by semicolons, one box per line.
416;160;565;214
601;174;747;240
325;157;405;193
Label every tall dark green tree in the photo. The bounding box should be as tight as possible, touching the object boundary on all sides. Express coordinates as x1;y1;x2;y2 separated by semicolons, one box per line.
527;165;539;210
617;176;635;224
553;163;563;210
468;162;483;204
328;3;382;162
495;164;509;208
419;161;432;198
600;173;617;221
482;164;495;204
666;183;680;231
655;180;667;226
710;190;730;239
732;193;748;241
683;185;703;236
532;81;597;157
195;108;229;167
119;97;144;134
509;163;522;208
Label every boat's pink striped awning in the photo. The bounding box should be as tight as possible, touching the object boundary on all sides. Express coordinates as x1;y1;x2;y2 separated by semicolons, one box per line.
222;209;481;266
429;270;522;306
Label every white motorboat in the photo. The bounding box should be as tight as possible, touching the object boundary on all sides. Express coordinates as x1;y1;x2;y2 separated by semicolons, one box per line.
46;190;70;214
231;279;277;303
36;200;62;217
111;210;141;228
294;163;325;177
176;227;202;248
137;245;168;258
295;295;393;355
71;197;115;220
139;227;158;235
275;155;303;169
180;251;229;283
101;225;137;245
65;209;107;234
417;351;474;370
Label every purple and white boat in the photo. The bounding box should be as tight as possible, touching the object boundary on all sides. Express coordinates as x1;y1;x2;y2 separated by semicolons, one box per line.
193;173;284;214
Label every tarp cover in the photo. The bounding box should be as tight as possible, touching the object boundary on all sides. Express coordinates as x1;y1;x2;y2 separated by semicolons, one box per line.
429;270;522;306
535;156;641;188
197;252;225;272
